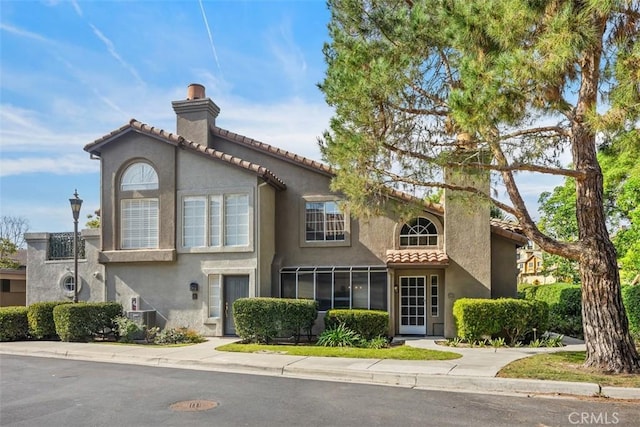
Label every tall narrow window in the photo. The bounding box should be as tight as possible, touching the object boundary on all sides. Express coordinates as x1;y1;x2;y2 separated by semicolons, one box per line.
225;194;249;246
209;196;221;247
305;201;345;242
209;275;221;318
400;217;438;247
119;162;159;249
183;197;206;248
430;275;439;317
121;199;159;249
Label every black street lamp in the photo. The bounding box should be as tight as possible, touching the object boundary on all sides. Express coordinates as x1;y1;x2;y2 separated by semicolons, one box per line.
69;190;83;303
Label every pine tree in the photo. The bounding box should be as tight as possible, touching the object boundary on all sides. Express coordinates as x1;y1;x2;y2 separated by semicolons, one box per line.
320;0;639;372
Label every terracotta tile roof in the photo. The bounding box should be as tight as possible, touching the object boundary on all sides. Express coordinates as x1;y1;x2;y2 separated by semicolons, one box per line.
84;119;286;190
213;125;446;215
489;218;528;245
386;249;449;266
212;126;335;176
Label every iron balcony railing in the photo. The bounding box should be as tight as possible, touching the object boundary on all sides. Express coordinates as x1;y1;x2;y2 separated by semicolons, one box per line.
48;232;86;260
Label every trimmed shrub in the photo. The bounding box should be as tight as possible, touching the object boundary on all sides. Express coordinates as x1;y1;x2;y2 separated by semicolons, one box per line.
520;283;582;338
28;301;72;340
453;298;548;344
280;299;318;342
0;306;29;342
622;285;640;340
53;302;123;342
233;298;317;344
324;309;389;340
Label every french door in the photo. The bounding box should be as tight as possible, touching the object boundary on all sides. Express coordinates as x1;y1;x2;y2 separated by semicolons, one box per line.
398;276;426;335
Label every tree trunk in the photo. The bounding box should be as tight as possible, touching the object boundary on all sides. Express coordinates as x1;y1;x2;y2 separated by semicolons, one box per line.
579;242;639;373
572;14;639;373
574;124;638;373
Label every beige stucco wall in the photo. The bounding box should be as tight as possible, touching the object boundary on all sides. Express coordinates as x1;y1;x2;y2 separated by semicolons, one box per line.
212;136;401;270
258;183;276;297
491;234;519;298
25;229;105;305
96;138;263;336
98;132;176;256
443;166;491;338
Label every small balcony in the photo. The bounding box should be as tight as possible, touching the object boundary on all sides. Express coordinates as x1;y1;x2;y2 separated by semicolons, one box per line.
48;232;86;260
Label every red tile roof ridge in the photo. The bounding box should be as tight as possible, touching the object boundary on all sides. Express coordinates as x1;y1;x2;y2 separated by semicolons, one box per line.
85;119;285;190
211;125;334;175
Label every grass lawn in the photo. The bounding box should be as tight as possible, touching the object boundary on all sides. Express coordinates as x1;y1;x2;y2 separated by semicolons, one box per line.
498;351;640;388
216;343;461;360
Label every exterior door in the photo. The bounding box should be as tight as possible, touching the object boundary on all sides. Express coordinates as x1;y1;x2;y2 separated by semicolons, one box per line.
399;276;426;335
223;275;249;335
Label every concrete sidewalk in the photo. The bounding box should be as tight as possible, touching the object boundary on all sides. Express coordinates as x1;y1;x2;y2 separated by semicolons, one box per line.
1;337;638;400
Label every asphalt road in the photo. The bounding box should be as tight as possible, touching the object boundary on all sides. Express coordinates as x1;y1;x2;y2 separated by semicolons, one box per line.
1;355;638;427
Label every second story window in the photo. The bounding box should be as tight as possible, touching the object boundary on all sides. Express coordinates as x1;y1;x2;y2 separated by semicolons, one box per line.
400;217;438;247
305;201;345;242
120;162;159;249
182;193;250;249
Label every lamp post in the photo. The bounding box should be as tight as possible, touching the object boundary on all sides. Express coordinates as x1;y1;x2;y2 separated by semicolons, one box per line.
69;190;83;303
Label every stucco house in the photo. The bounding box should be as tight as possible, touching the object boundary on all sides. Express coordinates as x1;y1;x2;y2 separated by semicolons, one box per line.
517;242;557;285
26;84;526;338
0;249;26;307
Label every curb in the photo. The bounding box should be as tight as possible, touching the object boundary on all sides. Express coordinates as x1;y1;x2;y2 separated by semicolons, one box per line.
2;347;638;399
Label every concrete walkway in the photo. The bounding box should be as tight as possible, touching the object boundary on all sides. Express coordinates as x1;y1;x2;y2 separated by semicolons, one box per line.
1;337;638;400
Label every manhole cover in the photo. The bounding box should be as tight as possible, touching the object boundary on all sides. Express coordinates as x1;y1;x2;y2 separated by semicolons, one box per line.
170;400;219;412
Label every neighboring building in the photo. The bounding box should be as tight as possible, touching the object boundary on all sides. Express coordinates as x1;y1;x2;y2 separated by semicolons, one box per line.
0;249;26;306
517;242;556;285
26;84;527;337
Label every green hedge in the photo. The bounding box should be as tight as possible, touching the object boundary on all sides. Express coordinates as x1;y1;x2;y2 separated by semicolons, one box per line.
453;298;548;344
28;301;72;340
324;309;389;340
519;283;583;338
622;285;640;340
53;302;123;342
0;306;29;342
233;298;317;344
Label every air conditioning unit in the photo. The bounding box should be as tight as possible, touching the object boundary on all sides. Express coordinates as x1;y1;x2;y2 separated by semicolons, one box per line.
126;310;156;328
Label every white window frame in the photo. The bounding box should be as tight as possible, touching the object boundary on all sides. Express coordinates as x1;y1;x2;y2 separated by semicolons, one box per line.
59;273;81;298
121;198;159;249
400;217;439;247
120;162;158;191
208;274;221;318
179;191;252;253
430;274;439;317
300;196;351;248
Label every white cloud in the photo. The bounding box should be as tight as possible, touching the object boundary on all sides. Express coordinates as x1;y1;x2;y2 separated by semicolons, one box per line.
0;154;98;177
0;23;56;45
266;17;308;93
88;24;145;86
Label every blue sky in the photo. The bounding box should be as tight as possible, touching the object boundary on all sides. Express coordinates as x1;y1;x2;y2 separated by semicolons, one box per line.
0;0;558;235
1;0;333;233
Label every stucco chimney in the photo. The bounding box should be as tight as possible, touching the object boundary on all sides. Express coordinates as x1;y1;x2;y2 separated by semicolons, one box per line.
443;149;492;337
172;83;220;148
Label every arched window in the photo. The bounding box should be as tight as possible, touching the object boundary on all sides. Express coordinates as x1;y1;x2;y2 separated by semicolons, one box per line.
400;217;438;247
121;162;158;191
119;162;159;249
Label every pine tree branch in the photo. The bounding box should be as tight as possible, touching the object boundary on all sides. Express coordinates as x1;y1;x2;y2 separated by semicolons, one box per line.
382;142;585;178
489;141;582;260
